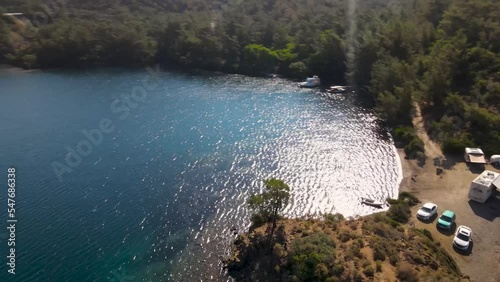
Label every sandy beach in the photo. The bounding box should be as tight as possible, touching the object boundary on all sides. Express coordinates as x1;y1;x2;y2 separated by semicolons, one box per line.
397;107;500;281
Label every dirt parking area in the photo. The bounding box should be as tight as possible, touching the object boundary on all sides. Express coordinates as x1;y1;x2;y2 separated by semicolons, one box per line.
400;150;500;282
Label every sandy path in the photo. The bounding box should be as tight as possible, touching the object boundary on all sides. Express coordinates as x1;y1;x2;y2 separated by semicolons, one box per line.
412;103;443;160
399;104;500;282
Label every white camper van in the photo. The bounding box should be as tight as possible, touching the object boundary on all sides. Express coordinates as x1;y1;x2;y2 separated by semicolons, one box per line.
468;170;500;203
464;147;486;164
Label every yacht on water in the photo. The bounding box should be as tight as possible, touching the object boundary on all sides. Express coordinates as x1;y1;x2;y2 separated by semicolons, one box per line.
327;85;347;93
361;197;385;208
299;75;321;88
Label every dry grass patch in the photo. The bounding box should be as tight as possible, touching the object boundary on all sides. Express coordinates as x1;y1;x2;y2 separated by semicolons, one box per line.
397;262;419;282
227;206;463;282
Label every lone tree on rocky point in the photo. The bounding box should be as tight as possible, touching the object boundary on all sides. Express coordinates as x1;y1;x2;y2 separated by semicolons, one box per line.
247;178;290;246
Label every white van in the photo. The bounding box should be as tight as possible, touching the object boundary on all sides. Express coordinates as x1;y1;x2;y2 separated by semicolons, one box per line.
464;148;486;163
490;155;500;165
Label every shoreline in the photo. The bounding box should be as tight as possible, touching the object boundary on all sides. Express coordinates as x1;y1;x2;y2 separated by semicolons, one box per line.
396;148;414;194
394;146;405;195
0;63;345;85
0;64;40;73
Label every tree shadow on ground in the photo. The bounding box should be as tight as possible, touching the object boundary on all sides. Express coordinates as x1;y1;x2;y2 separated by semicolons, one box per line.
417;156;426;167
405;151;426;167
432;155;460;170
468;196;500;222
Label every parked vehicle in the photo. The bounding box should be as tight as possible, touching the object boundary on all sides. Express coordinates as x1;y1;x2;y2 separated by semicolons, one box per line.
453;225;472;251
327;85;346;93
468;170;499;203
490;155;500;165
464;147;486;164
416;202;438;220
437;210;456;230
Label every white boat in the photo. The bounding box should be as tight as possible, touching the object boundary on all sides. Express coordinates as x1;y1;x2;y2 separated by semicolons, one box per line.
361;197;384;208
327;85;346;93
299;75;321;88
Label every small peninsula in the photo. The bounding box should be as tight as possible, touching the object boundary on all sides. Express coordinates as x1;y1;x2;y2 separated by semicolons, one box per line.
224;188;465;282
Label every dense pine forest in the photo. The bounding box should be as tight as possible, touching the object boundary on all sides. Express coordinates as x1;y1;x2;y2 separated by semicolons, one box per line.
1;0;499;155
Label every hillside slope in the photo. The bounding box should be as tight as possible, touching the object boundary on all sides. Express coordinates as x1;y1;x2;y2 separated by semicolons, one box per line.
226;214;465;281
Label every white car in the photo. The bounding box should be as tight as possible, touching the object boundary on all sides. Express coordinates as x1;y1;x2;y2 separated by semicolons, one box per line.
453;225;472;251
416;203;438;220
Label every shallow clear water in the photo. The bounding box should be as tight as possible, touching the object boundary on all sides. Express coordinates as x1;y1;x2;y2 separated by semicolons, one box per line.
0;67;401;281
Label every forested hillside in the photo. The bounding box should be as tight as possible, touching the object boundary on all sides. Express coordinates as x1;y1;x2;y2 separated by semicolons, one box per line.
363;0;500;156
0;0;499;155
0;0;385;76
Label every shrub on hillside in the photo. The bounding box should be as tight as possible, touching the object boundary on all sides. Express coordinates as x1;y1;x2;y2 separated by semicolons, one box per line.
357;238;365;247
387;202;411;223
392;126;416;146
324;214;343;230
373;244;386;261
324;213;345;223
347;242;363;259
392;126;425;159
363;265;375;277
289;61;308;78
372;213;386;222
404;137;425;159
415;151;426;166
332;264;344;276
273;243;287;258
398;192;420;206
397;263;418;282
389;253;399;266
325;277;340;282
352;271;363;281
288;232;336;281
349;221;358;230
386;193;418;222
416;228;433;241
250;213;267;227
386;198;399;205
314;263;329;280
338;231;354;243
437;249;460;275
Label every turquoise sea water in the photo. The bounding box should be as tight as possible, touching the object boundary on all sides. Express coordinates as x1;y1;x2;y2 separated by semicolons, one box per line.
0;67;401;281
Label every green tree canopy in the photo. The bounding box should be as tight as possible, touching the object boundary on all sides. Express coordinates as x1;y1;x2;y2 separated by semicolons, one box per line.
247;178;290;226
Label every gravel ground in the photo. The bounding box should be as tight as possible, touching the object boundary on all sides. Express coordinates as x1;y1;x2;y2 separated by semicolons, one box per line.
399;150;500;282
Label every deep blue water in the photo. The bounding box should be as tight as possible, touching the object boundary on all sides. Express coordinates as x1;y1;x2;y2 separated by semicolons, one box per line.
0;67;401;281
